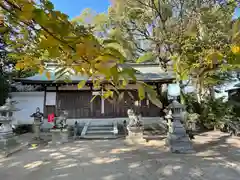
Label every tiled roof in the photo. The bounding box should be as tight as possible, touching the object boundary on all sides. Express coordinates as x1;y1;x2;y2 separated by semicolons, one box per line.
15;64;175;84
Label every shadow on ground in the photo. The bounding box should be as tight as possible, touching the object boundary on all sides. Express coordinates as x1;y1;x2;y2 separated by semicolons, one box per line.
0;131;239;180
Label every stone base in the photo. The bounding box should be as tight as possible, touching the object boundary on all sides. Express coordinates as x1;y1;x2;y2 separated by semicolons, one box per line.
165;120;195;154
0;136;23;157
60;130;69;143
125;129;145;145
49;129;69;146
165;133;195;154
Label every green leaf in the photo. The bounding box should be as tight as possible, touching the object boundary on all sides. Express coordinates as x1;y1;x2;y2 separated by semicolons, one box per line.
142;82;162;108
160;4;172;21
138;84;145;100
120;67;137;82
90;95;98;103
45;1;54;10
77;80;87;89
147;93;162;108
233;19;240;39
103;90;113;99
103;47;126;63
33;9;48;24
104;42;126;59
136;52;155;63
109;66;119;84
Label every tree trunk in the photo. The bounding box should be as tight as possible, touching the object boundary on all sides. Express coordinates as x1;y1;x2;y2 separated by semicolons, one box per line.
209;86;215;100
196;83;202;103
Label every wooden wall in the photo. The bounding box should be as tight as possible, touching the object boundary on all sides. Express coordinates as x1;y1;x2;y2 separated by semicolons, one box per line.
53;90;162;118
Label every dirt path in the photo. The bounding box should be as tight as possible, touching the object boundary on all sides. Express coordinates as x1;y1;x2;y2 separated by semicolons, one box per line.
0;131;239;180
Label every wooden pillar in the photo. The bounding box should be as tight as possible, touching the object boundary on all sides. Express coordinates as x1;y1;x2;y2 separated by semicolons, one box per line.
101;87;105;114
43;86;47;117
55;85;59;115
90;84;93;117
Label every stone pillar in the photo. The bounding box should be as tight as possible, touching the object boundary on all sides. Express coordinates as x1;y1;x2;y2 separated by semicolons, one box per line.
165;100;195;153
30;107;44;142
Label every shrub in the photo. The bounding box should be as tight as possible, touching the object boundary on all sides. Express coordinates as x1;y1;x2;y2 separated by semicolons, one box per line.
184;94;236;130
13;124;33;134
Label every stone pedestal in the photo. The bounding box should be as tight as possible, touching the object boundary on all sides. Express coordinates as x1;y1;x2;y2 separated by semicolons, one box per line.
30;123;46;146
0;134;22;157
49;129;69;145
60;129;69;143
166;120;195;153
125;127;144;145
49;129;61;145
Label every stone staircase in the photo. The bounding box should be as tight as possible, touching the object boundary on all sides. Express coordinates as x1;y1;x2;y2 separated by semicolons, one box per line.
81;121;119;139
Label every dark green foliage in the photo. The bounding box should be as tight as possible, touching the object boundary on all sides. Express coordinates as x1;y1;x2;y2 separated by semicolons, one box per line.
12;124;33;135
185;93;236;130
0;72;9;106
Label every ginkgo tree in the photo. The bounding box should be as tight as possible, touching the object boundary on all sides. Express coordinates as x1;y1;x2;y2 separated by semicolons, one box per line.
0;0;162;107
92;0;240;103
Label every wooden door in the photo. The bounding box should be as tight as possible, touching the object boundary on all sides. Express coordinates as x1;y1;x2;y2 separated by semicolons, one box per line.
57;91;92;118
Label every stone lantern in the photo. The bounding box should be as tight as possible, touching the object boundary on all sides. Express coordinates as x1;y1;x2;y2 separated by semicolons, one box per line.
50;110;69;145
0;98;21;156
165;100;195;153
30;107;44;144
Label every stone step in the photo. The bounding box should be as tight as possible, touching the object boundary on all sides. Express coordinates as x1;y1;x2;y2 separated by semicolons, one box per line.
81;134;118;139
170;145;195;153
87;126;113;131
89;121;114;126
86;130;114;134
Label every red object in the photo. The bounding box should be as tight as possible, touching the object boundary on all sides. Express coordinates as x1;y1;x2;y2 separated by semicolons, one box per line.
48;113;55;122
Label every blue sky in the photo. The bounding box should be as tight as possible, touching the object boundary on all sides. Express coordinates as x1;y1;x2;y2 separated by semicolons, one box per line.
234;8;240;19
51;1;239;20
50;0;110;19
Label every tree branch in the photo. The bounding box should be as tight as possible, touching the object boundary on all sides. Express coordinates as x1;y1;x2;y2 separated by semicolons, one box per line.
2;0;76;52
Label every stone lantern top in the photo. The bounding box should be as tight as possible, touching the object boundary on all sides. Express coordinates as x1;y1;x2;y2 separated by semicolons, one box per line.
167;100;185;116
30;107;44;118
168;100;184;109
0;98;20;112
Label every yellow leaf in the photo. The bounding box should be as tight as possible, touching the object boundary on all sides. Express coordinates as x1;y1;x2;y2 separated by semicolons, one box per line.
45;71;51;80
39;66;44;75
206;51;223;65
15;62;25;70
231;45;240;54
20;2;35;20
76;43;86;56
77;80;87;89
76;37;100;59
94;55;117;70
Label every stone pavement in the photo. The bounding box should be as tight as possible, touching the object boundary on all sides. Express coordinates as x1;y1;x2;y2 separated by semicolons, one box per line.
0;131;239;180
